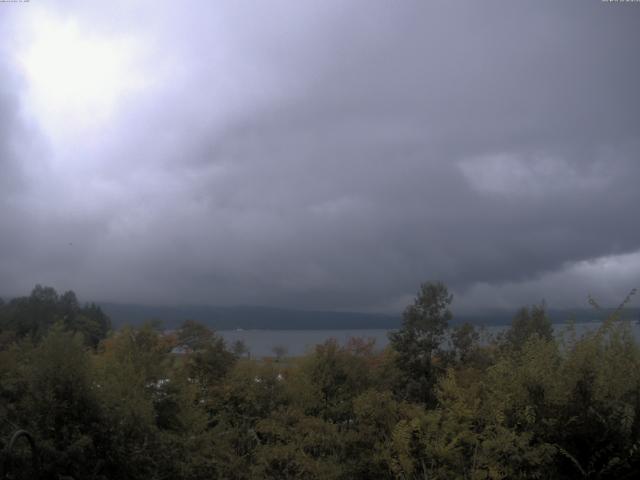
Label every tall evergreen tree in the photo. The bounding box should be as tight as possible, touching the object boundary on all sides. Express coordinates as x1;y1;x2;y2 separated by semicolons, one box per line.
389;281;453;405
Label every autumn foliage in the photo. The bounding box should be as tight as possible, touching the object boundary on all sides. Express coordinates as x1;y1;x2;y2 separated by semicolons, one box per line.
1;284;639;479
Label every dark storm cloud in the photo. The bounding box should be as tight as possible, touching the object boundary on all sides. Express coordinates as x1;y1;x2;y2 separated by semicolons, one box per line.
0;68;26;193
0;31;49;290
1;1;639;311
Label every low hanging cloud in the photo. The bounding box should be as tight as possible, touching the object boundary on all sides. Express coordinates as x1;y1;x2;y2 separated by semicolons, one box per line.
456;251;640;312
0;1;639;313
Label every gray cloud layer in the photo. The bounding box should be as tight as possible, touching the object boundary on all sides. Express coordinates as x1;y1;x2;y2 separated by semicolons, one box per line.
1;1;639;312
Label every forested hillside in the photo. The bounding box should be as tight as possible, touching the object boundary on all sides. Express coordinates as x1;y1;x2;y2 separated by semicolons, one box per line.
1;284;639;479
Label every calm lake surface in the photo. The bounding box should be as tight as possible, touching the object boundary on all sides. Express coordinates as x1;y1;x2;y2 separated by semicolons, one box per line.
219;321;640;358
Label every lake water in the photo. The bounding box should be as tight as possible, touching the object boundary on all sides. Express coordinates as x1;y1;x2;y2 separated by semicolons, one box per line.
218;321;640;358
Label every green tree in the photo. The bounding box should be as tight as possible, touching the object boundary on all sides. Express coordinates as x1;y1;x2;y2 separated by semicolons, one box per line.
75;302;111;347
183;334;236;404
232;339;250;358
450;321;480;364
0;286;110;347
302;338;376;424
344;389;411;478
177;319;214;350
503;303;553;351
23;324;103;479
253;408;343;480
389;281;453;405
94;323;200;479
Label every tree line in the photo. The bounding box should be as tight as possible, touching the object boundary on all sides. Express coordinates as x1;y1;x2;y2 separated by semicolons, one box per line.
0;283;639;479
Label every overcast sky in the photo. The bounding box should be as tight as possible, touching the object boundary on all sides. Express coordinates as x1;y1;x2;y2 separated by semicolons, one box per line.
1;1;639;313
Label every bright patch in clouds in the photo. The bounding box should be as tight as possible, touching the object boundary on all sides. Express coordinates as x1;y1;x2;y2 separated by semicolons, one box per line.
458;153;609;197
16;10;145;140
455;250;640;312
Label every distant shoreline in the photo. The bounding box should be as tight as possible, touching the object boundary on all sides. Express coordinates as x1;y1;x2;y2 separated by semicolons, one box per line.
101;300;639;331
215;321;640;358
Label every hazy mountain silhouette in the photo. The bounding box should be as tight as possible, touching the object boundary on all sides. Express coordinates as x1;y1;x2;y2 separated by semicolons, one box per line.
98;302;640;330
